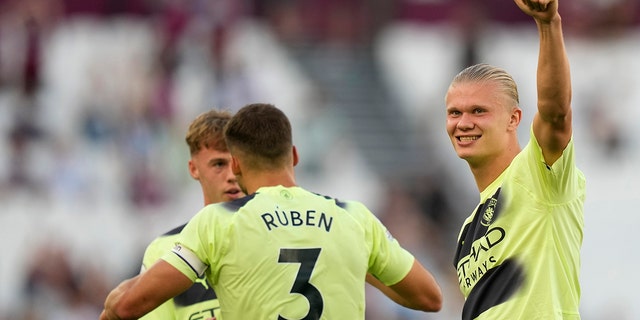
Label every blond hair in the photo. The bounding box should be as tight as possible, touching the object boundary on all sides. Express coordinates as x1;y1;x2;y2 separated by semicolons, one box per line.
185;109;233;155
450;63;519;107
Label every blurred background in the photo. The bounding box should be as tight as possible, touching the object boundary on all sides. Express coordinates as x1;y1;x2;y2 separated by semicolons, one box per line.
0;0;639;319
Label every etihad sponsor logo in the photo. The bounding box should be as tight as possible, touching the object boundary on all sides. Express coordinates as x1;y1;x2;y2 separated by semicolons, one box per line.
456;227;506;288
188;307;219;320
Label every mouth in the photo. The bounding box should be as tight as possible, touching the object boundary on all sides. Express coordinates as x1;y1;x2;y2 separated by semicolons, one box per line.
225;188;243;198
457;135;480;142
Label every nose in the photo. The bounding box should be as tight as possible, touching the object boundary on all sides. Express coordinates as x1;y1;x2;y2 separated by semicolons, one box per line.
225;167;238;182
456;113;474;131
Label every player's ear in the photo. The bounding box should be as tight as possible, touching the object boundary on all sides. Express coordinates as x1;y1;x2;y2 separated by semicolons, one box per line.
292;146;299;167
188;159;199;180
509;107;522;130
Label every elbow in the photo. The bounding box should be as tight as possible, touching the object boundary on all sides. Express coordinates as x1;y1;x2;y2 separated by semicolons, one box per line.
420;290;443;312
429;295;443;312
400;286;442;312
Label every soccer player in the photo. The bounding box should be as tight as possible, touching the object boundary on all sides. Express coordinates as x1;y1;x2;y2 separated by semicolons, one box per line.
139;109;244;320
446;0;585;319
100;103;443;320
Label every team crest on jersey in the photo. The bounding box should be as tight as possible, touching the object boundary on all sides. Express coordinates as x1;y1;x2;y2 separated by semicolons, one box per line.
280;189;293;200
481;197;497;227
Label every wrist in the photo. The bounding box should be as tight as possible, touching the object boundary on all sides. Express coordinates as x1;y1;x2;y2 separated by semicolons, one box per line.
535;13;562;27
101;308;121;320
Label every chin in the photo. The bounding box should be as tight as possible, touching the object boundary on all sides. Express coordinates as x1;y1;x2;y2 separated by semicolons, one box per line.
456;152;478;163
455;150;473;160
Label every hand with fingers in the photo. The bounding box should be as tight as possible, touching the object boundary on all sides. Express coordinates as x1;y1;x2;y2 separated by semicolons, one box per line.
514;0;559;23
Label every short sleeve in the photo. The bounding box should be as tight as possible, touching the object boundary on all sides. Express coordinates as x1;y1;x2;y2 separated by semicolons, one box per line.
363;204;415;286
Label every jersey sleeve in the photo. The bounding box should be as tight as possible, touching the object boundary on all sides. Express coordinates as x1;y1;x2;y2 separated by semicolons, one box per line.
359;202;415;286
141;236;170;271
528;126;585;204
161;205;228;282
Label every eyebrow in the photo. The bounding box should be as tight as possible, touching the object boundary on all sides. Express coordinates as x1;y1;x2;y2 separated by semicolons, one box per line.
208;158;229;165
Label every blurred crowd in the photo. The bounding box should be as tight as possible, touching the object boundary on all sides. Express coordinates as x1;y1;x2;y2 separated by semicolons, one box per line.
1;0;639;319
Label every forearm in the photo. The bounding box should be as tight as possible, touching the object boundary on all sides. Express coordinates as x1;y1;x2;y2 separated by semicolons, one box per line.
369;260;442;312
100;261;195;320
536;15;571;121
101;278;170;320
366;273;413;308
101;277;140;320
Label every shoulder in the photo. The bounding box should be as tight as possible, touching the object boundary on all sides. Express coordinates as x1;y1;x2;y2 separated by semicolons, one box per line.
142;223;188;269
163;223;188;236
220;193;257;212
145;223;188;252
508;134;583;201
309;191;350;209
518;130;579;175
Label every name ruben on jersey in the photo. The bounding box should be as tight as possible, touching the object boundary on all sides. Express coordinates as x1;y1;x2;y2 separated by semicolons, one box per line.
261;207;333;232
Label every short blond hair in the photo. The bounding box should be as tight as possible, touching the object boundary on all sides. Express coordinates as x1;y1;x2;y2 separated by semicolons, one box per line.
450;63;519;107
185;109;233;155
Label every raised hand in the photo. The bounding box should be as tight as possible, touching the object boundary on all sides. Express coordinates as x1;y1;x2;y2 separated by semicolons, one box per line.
514;0;559;23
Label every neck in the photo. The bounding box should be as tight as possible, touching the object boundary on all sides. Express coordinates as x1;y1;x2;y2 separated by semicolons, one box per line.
469;146;520;192
243;167;297;195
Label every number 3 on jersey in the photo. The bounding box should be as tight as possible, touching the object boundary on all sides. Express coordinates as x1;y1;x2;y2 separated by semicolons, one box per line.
278;248;324;320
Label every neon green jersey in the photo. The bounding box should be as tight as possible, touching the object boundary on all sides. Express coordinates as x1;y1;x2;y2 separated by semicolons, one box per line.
453;129;586;319
163;185;415;320
140;225;221;320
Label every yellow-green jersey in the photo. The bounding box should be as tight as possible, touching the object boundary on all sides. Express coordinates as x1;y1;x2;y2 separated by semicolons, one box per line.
163;185;415;320
453;128;586;320
140;224;221;320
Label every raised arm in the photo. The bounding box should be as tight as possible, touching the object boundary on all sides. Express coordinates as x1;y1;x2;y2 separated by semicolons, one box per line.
100;260;193;320
516;0;572;165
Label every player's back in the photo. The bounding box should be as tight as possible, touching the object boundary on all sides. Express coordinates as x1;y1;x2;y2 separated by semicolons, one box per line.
195;185;409;319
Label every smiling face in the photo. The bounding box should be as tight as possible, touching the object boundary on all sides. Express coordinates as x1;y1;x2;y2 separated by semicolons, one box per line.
445;80;521;167
188;146;244;205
